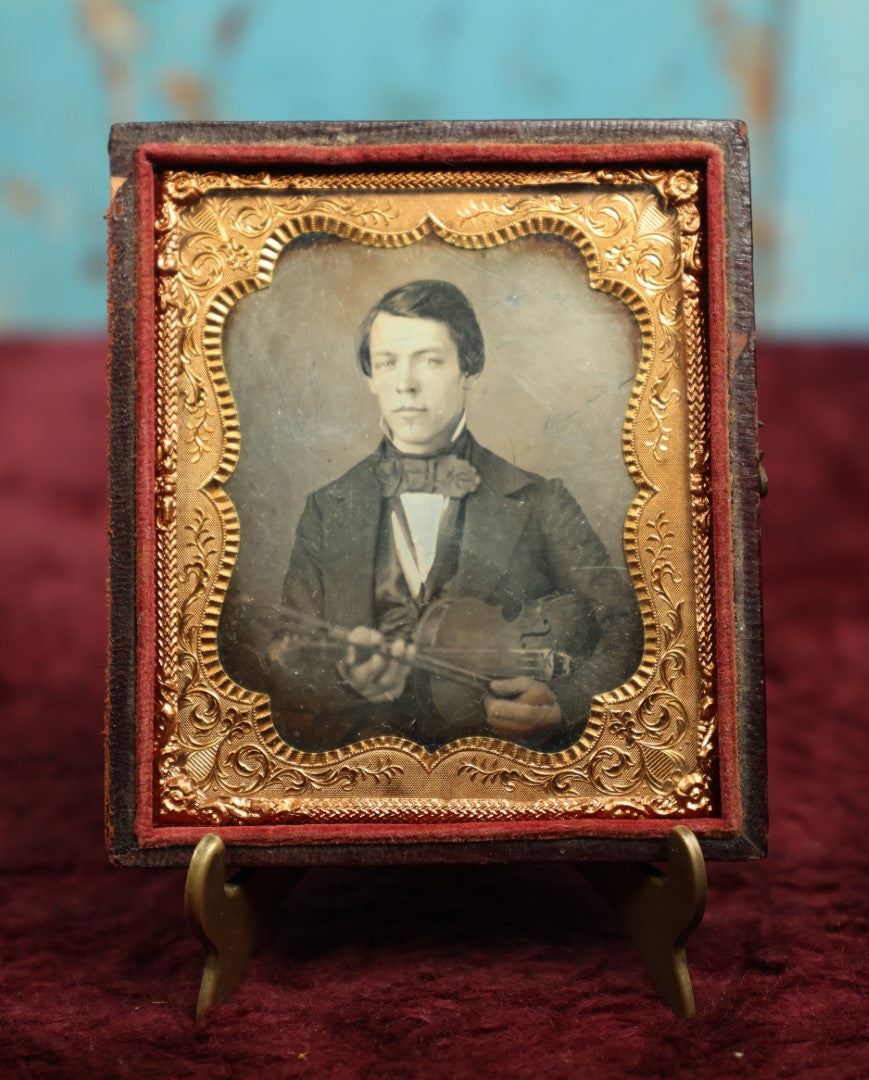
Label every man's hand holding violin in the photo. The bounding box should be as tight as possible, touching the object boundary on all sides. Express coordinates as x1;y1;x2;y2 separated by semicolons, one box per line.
338;626;564;742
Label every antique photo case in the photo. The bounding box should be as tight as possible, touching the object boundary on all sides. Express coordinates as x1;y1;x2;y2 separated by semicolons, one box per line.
107;121;766;866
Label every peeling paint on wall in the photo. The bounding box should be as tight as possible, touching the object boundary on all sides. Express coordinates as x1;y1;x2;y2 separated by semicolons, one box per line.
3;177;40;218
160;70;213;119
0;0;866;335
702;0;784;314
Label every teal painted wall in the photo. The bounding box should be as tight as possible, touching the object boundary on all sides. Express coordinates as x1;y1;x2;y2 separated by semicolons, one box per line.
1;0;865;336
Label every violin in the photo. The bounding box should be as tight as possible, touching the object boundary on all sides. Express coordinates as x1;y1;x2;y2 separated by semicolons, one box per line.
275;593;592;737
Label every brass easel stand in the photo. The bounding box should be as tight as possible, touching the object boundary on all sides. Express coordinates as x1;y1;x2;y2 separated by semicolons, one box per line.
184;834;302;1021
580;825;707;1018
185;825;706;1021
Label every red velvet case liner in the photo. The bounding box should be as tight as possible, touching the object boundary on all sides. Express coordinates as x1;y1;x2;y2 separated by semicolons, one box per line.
132;140;741;847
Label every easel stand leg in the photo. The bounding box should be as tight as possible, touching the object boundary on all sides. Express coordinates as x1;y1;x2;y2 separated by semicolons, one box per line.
581;825;707;1019
184;834;302;1021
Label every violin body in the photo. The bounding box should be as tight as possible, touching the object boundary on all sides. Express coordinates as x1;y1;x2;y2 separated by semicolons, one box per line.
410;593;595;739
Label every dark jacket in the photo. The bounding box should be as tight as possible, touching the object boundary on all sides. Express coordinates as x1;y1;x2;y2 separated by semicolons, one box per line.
269;434;643;750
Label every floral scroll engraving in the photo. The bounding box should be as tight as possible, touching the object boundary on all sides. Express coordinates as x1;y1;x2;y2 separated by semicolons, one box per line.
150;164;716;826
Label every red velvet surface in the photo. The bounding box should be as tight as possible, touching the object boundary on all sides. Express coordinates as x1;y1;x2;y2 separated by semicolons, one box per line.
1;340;866;1077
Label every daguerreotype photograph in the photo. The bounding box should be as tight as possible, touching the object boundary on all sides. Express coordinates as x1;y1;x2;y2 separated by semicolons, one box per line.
106;122;765;863
218;246;644;754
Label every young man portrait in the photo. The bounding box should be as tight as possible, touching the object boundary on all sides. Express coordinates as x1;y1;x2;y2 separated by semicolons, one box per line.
262;278;644;753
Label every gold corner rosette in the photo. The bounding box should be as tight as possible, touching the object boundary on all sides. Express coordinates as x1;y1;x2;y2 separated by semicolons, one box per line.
151;165;715;826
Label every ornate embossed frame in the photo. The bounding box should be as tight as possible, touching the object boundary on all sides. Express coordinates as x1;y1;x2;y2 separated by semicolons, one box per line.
107;122;766;866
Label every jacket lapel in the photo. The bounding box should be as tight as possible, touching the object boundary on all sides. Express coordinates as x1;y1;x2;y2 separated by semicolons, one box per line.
321;451;382;628
450;438;535;602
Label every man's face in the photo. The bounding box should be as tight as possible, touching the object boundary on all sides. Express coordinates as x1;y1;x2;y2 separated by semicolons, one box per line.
367;312;476;453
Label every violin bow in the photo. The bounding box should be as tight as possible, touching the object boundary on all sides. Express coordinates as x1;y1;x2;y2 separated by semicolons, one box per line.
273;604;574;688
275;604;489;690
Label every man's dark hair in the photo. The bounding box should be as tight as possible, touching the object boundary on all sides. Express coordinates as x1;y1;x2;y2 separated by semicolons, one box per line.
357;280;485;377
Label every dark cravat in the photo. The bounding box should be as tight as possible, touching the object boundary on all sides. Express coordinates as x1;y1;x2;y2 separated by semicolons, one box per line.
375;452;480;498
